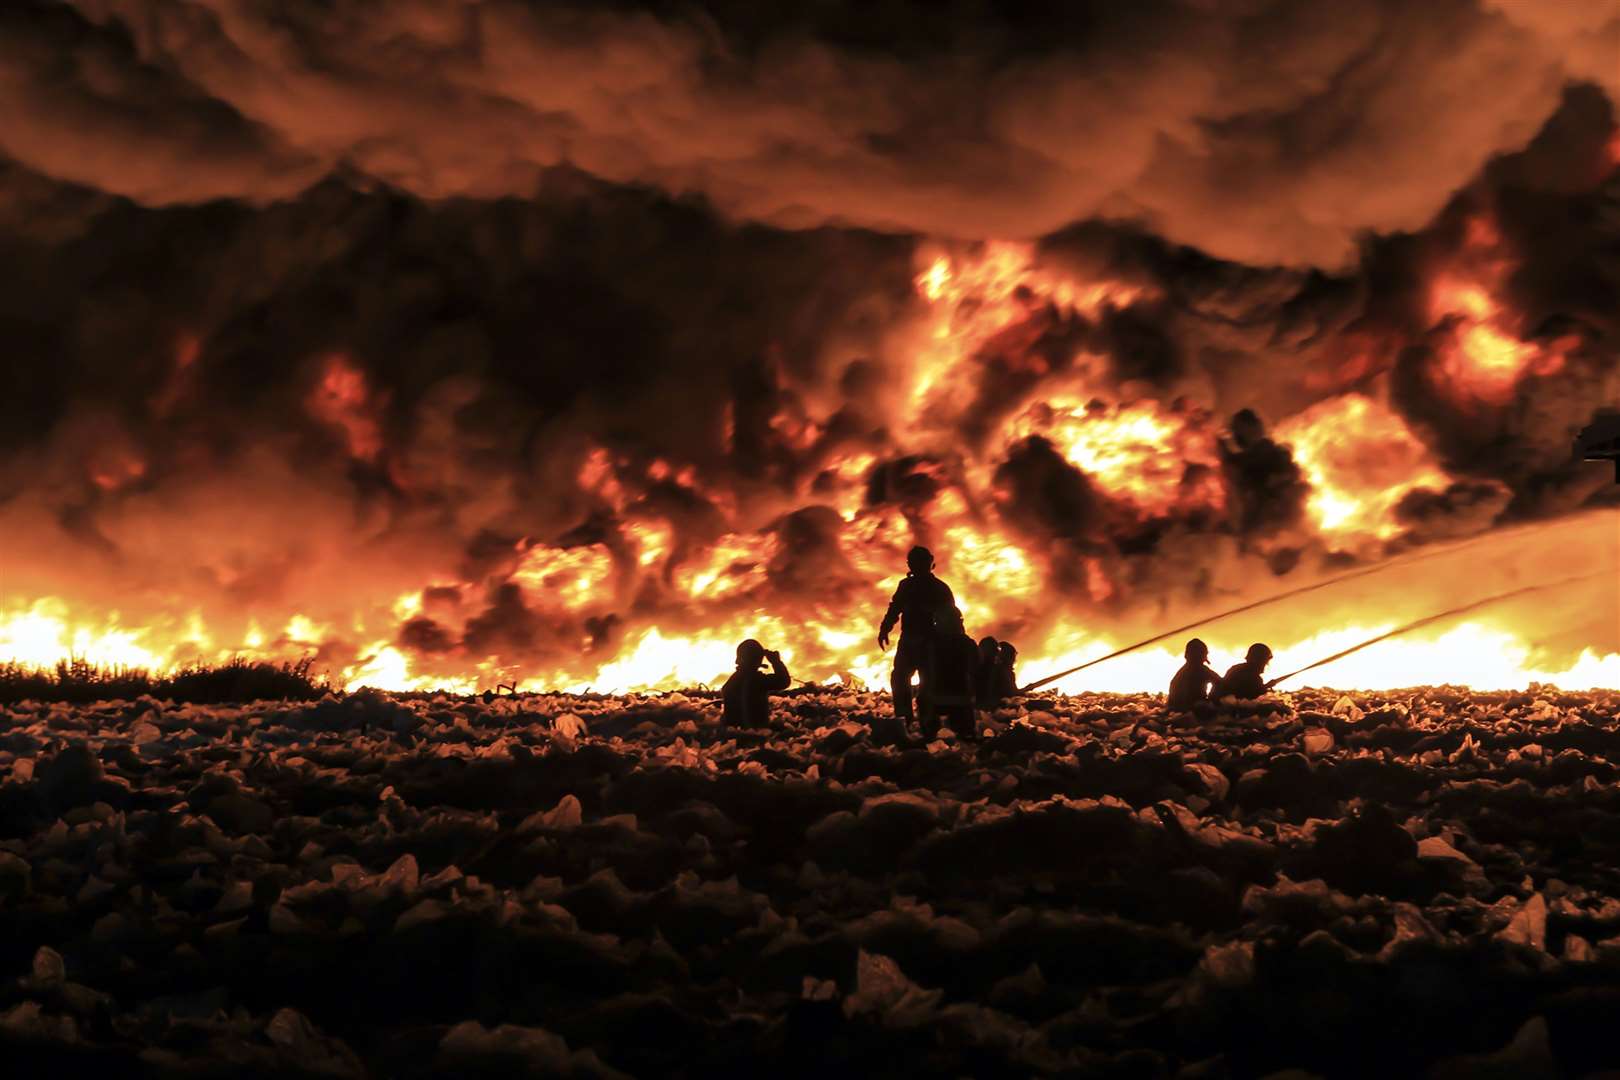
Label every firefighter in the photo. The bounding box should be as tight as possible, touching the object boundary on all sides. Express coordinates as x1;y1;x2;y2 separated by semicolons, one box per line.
996;640;1019;698
1213;642;1276;700
721;639;792;728
974;636;1004;706
878;546;956;723
921;607;981;739
1167;638;1220;712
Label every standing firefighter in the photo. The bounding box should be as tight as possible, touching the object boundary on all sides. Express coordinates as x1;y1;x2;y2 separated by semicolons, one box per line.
878;546;956;724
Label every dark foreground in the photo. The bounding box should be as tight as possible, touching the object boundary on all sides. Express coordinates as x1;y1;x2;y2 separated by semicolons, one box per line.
2;686;1619;1078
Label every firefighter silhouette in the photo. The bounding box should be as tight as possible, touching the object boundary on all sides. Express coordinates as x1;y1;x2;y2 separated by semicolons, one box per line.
878;546;955;722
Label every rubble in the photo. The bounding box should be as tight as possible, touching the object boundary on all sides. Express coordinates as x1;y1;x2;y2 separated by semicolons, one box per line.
0;684;1617;1074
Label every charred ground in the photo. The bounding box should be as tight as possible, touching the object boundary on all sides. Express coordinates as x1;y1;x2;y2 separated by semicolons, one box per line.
2;687;1620;1077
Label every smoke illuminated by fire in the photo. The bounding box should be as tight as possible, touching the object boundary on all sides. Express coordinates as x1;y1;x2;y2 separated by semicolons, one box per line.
1425;214;1571;409
903;245;1148;422
1012;398;1226;521
2;239;1615;695
513;543;614;611
308;355;386;463
1276;394;1451;544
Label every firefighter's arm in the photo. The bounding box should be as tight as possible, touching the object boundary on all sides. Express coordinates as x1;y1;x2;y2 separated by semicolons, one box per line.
765;650;792;692
877;584;903;649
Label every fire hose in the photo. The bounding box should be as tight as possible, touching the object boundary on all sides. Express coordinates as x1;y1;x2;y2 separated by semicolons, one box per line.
1020;565;1605;694
1263;571;1603;687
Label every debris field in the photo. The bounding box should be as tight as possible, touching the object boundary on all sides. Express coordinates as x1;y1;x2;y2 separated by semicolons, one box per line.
3;685;1620;1077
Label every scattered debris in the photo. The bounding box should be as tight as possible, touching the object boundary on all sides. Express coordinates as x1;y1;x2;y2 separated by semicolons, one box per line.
0;684;1615;1075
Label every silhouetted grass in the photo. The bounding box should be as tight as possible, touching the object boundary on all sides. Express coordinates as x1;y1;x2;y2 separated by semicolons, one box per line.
0;656;330;705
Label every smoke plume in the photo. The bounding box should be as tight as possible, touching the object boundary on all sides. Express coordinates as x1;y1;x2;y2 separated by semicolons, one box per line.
0;1;1617;689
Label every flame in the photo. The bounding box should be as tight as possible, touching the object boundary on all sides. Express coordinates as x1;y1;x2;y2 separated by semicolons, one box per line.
824;450;877;520
903;243;1146;419
89;447;147;492
512;543;615;610
1429;277;1550;406
1012;398;1225;518
1425;217;1565;408
673;533;774;601
6;588;1613;695
5;245;1615;696
1023;623;1619;695
622;518;667;569
928;489;1041;623
0;598;169;671
1277;394;1450;543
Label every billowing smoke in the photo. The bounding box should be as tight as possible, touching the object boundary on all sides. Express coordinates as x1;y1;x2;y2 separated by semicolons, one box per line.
0;1;1617;689
1;0;1614;266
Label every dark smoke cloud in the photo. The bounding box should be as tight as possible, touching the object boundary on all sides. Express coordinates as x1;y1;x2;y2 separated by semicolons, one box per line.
0;163;916;671
0;0;1611;266
1395;481;1514;543
1381;88;1620;517
993;438;1102;543
0;3;1617;682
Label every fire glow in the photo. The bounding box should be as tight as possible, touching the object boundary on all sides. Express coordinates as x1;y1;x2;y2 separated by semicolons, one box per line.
3;245;1614;695
1276;394;1452;543
1425;215;1570;409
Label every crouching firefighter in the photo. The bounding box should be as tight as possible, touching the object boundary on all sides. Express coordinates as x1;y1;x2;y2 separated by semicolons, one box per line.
721;639;791;728
919;606;980;740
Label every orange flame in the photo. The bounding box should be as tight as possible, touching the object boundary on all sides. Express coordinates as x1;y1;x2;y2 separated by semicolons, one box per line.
1425;217;1565;408
512;543;615;610
1012;398;1225;519
4;245;1615;695
1276;394;1450;545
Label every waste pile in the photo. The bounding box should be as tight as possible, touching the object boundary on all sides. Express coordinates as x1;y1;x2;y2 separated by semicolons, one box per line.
1;684;1618;1077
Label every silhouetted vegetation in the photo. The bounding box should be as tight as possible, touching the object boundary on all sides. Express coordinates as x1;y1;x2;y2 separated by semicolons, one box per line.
0;656;329;705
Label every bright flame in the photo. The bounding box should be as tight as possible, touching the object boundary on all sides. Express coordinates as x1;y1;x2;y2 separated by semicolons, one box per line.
1277;394;1450;543
1428;277;1554;406
512;543;615;609
674;533;774;601
4;245;1614;697
1425;215;1566;409
930;488;1041;621
0;599;168;671
630;520;675;569
345;644;478;695
903;242;1147;419
556;625;784;694
5;593;1612;695
1023;624;1620;695
1013;398;1225;518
